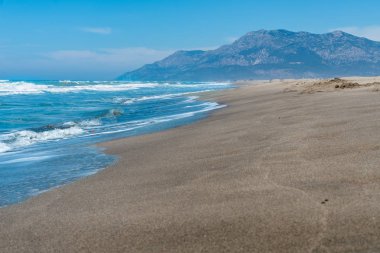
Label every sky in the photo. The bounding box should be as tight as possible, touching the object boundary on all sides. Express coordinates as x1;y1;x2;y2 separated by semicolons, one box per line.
1;0;380;80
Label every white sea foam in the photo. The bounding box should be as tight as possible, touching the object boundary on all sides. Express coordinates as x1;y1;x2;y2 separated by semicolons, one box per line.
0;80;228;153
63;119;102;128
0;80;229;96
0;155;54;164
113;93;178;105
0;100;225;153
0;116;108;153
0;142;11;153
111;90;213;105
83;101;225;137
183;96;198;103
0;81;50;95
149;102;224;122
47;83;158;93
59;80;85;85
0;126;84;153
0;81;159;96
78;119;102;127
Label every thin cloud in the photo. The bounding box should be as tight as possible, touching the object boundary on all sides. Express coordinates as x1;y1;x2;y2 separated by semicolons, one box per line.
48;47;173;65
44;47;174;79
330;26;380;41
4;46;217;80
80;27;112;35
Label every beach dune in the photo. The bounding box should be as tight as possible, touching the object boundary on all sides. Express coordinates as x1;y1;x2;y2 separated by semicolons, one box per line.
2;78;380;252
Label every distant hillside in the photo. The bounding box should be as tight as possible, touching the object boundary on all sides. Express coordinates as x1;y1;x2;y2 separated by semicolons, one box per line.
118;29;380;81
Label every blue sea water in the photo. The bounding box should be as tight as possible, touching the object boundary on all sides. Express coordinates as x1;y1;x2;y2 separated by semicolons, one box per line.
0;80;230;207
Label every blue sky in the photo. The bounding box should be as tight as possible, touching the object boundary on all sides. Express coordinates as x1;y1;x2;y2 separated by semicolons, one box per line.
1;0;380;80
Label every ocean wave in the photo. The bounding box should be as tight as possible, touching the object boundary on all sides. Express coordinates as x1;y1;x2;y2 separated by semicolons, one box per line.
63;119;102;127
0;81;50;95
48;83;159;93
83;101;225;137
59;80;85;85
112;93;178;105
0;80;228;153
111;90;212;105
0;101;225;154
0;126;84;151
0;155;56;164
131;101;224;125
0;118;103;153
149;101;224;121
0;81;159;96
0;80;230;96
0;143;11;153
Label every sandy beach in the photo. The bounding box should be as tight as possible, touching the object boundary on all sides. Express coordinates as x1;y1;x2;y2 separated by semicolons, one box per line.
2;77;380;252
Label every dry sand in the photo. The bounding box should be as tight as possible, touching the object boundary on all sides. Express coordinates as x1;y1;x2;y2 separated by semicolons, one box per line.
2;77;380;252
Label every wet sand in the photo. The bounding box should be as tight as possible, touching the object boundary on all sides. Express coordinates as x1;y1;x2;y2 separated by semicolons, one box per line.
2;77;380;252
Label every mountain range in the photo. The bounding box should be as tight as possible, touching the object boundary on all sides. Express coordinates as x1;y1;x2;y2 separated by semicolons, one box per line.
118;29;380;81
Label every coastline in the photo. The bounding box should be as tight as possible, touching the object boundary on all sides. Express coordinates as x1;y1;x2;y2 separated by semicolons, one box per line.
2;78;380;252
0;81;230;208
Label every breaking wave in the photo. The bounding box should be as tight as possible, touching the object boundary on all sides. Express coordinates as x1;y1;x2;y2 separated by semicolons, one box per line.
0;126;84;153
0;100;224;154
111;91;210;105
0;80;229;96
0;79;232;207
0;80;230;154
0;80;159;96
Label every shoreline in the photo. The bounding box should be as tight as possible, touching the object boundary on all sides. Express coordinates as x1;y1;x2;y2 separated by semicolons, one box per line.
2;77;380;252
0;85;230;208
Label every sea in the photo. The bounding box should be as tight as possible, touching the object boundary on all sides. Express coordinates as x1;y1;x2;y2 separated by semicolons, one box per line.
0;80;231;207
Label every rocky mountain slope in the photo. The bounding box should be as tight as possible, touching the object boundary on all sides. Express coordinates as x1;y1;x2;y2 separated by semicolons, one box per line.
118;30;380;81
